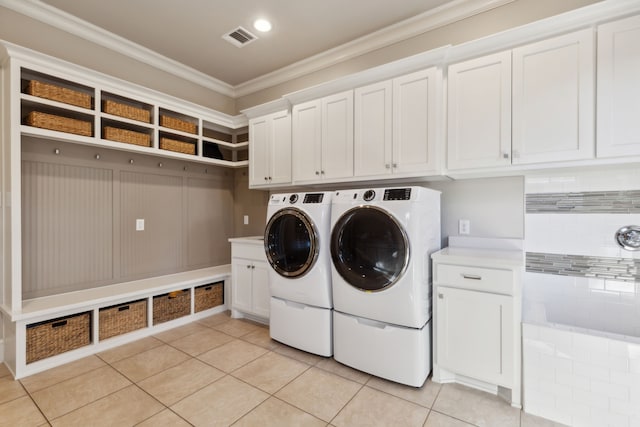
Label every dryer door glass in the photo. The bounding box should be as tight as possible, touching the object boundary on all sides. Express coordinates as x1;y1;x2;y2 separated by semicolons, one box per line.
330;206;409;291
265;208;319;278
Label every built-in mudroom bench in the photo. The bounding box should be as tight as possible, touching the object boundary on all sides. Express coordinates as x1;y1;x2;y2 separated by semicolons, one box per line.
0;41;248;379
7;267;230;379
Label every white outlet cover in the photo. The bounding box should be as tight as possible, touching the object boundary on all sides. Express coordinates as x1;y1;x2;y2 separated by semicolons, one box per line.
243;215;249;225
136;219;145;231
459;219;470;235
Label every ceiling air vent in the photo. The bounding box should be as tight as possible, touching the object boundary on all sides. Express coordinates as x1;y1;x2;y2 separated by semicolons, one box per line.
223;26;258;48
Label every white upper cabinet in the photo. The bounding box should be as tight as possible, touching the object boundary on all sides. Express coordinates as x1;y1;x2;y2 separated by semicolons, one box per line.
354;80;392;177
292;90;353;183
448;29;595;171
393;68;439;174
512;29;595;164
447;51;512;170
249;110;291;187
354;68;440;178
597;14;640;158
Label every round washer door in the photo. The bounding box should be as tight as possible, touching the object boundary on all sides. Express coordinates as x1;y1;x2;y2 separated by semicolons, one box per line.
330;205;409;292
265;208;319;278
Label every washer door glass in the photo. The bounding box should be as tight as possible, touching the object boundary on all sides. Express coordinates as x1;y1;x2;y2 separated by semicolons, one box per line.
265;208;319;278
330;206;409;291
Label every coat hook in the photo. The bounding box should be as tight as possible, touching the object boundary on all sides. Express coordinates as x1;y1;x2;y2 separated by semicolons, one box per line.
95;154;100;160
129;159;134;164
205;168;208;174
54;148;60;155
158;162;163;168
183;166;187;171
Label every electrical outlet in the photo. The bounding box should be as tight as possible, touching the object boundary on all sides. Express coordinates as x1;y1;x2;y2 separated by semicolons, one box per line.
458;219;470;235
136;219;145;231
243;215;249;225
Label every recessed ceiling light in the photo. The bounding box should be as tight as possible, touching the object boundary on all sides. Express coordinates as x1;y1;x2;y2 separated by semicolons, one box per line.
253;18;272;33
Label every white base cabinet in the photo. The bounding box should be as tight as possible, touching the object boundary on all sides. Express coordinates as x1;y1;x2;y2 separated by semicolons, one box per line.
229;238;270;321
432;246;523;408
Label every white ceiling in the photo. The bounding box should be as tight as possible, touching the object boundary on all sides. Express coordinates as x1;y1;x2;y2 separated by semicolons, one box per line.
36;0;453;87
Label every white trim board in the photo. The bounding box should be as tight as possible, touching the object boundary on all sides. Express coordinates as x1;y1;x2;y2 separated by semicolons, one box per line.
0;0;514;97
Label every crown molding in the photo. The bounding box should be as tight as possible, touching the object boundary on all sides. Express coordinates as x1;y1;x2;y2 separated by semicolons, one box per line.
0;0;236;97
0;0;514;99
233;0;515;97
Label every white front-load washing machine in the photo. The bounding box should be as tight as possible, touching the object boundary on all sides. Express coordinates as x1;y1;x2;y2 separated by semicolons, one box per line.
330;186;440;386
264;192;333;356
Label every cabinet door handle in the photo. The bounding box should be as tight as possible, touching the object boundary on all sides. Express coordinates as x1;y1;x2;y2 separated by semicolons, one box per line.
315;171;320;175
461;274;482;280
502;152;509;159
321;170;325;175
385;164;390;169
392;163;397;168
246;265;251;269
251;265;255;269
438;293;444;299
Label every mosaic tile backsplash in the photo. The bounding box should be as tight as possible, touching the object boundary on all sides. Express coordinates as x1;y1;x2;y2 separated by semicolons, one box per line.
526;252;640;282
526;190;640;213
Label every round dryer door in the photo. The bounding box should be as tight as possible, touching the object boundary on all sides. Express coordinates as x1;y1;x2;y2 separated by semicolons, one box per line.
265;208;319;278
330;205;409;292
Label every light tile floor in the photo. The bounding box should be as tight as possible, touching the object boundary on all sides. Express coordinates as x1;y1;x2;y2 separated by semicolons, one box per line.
0;312;566;427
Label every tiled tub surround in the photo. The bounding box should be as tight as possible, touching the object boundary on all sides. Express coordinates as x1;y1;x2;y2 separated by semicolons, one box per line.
523;170;640;427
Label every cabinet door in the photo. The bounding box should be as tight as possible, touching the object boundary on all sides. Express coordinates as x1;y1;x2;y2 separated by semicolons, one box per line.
251;261;271;319
436;286;513;386
447;51;512;170
322;90;354;180
232;258;253;313
292;99;322;182
269;110;292;184
354;81;392;177
393;68;439;174
512;29;594;164
248;116;270;186
597;14;640;158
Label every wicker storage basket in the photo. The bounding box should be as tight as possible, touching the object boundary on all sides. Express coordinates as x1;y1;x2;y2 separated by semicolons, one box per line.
103;100;150;123
27;80;92;109
99;299;148;340
160;137;196;155
26;111;92;137
26;312;91;363
153;290;191;324
103;126;151;147
160;115;197;134
194;282;224;313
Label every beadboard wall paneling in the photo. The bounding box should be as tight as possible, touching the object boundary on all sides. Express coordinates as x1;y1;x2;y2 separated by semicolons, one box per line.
119;171;183;279
21;138;235;299
22;161;114;296
186;177;234;268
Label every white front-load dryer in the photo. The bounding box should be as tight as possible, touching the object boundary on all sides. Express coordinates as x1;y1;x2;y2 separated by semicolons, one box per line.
264;192;333;356
330;186;440;328
329;186;441;386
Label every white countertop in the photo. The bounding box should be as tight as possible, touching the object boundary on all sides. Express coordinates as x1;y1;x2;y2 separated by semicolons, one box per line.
432;246;524;269
432;237;524;269
228;236;264;245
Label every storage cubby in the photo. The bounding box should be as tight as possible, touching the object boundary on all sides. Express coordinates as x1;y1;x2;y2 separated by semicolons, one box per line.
101;118;153;147
98;299;148;340
153;289;191;324
194;281;224;312
159;108;198;135
21;102;94;137
21;68;94;110
26;312;92;364
159;132;197;155
101;91;153;124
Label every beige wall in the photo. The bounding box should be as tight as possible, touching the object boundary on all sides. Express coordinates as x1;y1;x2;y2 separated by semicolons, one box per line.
236;0;601;111
233;169;270;237
21;137;235;299
0;7;235;115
